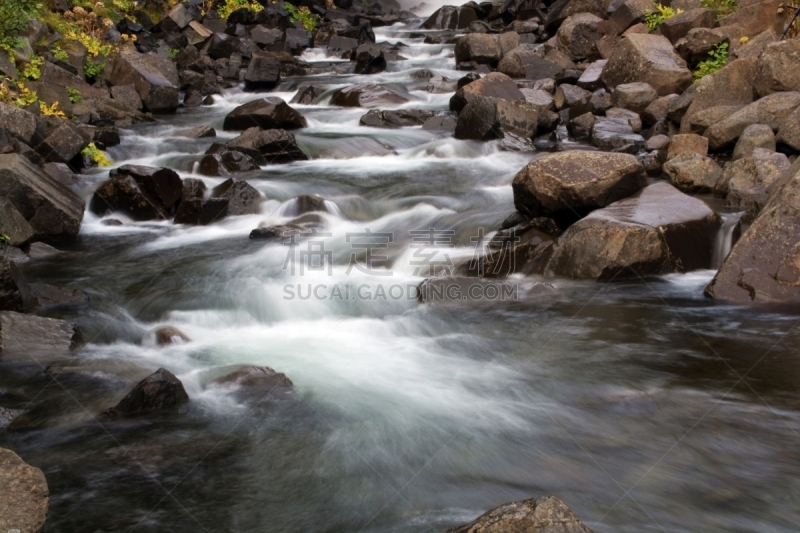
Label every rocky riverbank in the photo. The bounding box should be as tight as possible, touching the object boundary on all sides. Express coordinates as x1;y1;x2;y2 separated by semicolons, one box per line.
1;0;800;529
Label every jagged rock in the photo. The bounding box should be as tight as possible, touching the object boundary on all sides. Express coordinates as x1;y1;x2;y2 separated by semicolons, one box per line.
606;107;642;132
659;8;716;44
91;174;168;221
455;97;539;141
104;368;189;417
544;0;606;32
554;84;593;119
223;97;307;131
568;112;595;140
250;213;324;240
733;28;778;60
110;84;144;111
663;152;722;193
207;33;239;59
359;109;434;128
717;0;781;36
642;95;677;125
226;127;308;164
0;259;29;312
450;72;524;113
601;33;692;96
755;39;800;97
719;148;790;220
732;123;775;160
705;92;800;150
545;182;720;280
680;58;756;132
35;122;89;164
447;496;593;533
422;115;458;131
108;51;180;113
422;5;478;30
0;197;34;247
591;116;645;151
327;35;358;53
0;311;80;363
290;85;324;105
353;44;387;74
611;82;658;114
175;125;216;138
705;158;800;303
0;103;38;145
454;34;501;66
576;59;607;90
252;25;283;47
0;153;84;242
427;76;454;94
174;178;210;224
499;46;563;80
244;56;281;91
109;164;182;214
210;178;262;216
556;13;604;61
0;448;49;533
512;150;647;225
329;83;409;108
610;0;654;31
777;106;800;152
667;133;708;159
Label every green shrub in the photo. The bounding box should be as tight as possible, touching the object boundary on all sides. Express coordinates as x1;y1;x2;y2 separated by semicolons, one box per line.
82;142;113;166
21;55;44;80
53;48;70;62
693;42;729;81
217;0;263;20
644;2;682;31
0;234;10;245
285;2;318;31
0;0;41;52
67;87;83;103
701;0;737;18
84;61;106;80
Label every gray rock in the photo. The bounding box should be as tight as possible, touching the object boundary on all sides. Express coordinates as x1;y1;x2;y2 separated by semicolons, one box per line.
104;368;189;417
720;148;790;219
108;51;180;113
226;127;307;164
329;83;409;108
601;33;692;96
556;13;605;61
611;82;658;114
0;310;80;363
174;125;216;138
732;123;775;160
606;107;642;132
663;152;722;193
0;102;36;144
754;39;800;97
359;109;434;128
705;92;800;150
223;97;307;131
244;56;281;92
591;116;645;151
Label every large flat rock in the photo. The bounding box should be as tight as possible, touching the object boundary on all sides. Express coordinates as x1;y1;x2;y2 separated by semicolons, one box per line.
0;311;79;363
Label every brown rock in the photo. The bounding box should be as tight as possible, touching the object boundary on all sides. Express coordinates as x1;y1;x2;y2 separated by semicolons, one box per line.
450;72;524;113
223;97;307;131
754;39;800;97
601;33;692;96
447;496;592;533
0;447;49;533
659;8;717;44
663;152;722;193
329;83;410;108
680;57;757;133
667;133;708;159
104;368;189;417
777;105;800;151
705;92;800;150
454;34;501;66
152;325;191;346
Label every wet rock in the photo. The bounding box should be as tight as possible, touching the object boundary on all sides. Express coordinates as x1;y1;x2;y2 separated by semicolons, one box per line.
447;496;593;533
611;82;658;114
666;132;708;159
732;124;775;160
110;84;144;111
0;103;37;144
556;13;604;61
601;33;692;96
454;34;501;66
250;213;324;240
499;47;564;80
103;368;189;417
0;153;84;242
705;159;800;303
576;59;607;91
659;8;716;44
210;178;262;216
252;25;283;47
0;407;24;430
754;39;800;97
0;448;49;533
329;83;409;108
705;92;800;150
108;51;180;113
427;76;455;94
35;122;90;165
26;283;89;312
152;325;191;346
209;365;293;389
45;358;155;383
545;182;720;280
512;150;648;225
0;311;80;363
0;259;28;312
90;164;183;221
422;5;478;30
663;152;722;193
226;127;307;164
568;112;595;140
359;109;434;128
223;96;307;131
290;85;324;105
243;56;281;91
450;72;524;113
198;147;260;176
422;115;458;131
175;125;216;138
455;97;539;141
606;108;642;132
292;195;328;215
544;0;606;33
591;116;645;151
719;148;790;220
110;164;182;213
0;197;34;247
353;45;387;74
174;178;208;224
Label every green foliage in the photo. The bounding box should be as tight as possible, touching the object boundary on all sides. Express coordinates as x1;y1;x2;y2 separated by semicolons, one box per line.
166;47;180;59
0;0;41;51
82;142;113;166
67;87;83;103
701;0;737;18
644;2;682;31
84;60;105;79
0;234;10;245
21;55;44;80
217;0;263;20
53;48;70;62
693;42;729;81
285;2;318;31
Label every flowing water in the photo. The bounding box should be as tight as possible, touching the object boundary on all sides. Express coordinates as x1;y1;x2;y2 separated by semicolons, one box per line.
3;24;800;533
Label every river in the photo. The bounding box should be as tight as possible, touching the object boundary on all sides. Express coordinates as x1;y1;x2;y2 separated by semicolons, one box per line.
3;22;800;533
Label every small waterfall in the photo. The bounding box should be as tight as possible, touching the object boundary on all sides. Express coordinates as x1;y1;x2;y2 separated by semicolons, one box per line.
712;212;743;269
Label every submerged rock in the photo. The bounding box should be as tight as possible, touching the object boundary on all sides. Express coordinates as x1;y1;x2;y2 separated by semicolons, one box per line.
359;109;434;128
0;311;80;363
209;365;293;390
544;182;721;280
226;128;308;164
329;83;410;108
152;325;191;346
512;150;648;226
447;496;593;533
104;368;189;417
0;447;49;533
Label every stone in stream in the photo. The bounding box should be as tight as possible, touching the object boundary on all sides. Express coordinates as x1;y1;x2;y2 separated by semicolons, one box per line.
174;125;216;138
449;72;525;113
90;164;182;221
223;97;308;131
455;97;539;141
110;165;183;213
353;45;387;74
291;195;328;215
250;213;325;240
209;365;294;390
718;148;790;222
705;158;800;303
329;83;410;108
290;85;324;105
427;76;455;94
197;149;260;177
210;178;263;217
512;150;648;226
151;325;191;346
704;92;800;150
103;368;189;417
0;153;84;242
0;448;49;533
243;56;281;92
0;259;29;312
359;109;434;128
225;128;308;164
108;51;180;113
544;182;721;280
446;496;593;533
590;116;645;152
662;152;722;193
0;311;81;363
600;33;693;96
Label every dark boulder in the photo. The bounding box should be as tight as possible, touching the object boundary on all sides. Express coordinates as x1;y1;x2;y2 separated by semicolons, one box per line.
454;34;501;67
590;116;646;151
226;127;307;164
449;72;524;113
447;496;593;533
0;102;37;144
290;85;324;105
512;150;648;225
359;109;434;128
210;178;262;216
0;197;34;247
329;83;409;108
104;368;189;417
455;97;539;140
0;259;29;312
175;125;216;138
108;51;180;113
109;165;183;213
0;154;84;242
250;213;325;240
223;97;307;131
545;182;721;280
353;45;387;74
90;174;170;221
197;149;260;176
244;56;281;92
421;5;478;30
